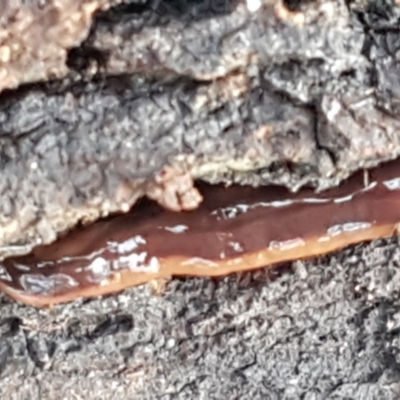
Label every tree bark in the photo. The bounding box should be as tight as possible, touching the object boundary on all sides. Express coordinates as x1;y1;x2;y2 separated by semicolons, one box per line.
1;0;400;398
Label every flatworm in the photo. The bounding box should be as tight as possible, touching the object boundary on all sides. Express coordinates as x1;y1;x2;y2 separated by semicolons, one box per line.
2;158;400;307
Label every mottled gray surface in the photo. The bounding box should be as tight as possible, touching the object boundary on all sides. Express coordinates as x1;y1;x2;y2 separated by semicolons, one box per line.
4;0;400;258
1;238;400;399
2;1;400;399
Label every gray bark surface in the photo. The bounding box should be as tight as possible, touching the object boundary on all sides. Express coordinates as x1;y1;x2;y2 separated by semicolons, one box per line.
1;238;400;399
1;0;400;398
2;0;400;256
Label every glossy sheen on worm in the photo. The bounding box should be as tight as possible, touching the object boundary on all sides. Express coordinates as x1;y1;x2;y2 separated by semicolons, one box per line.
2;159;400;307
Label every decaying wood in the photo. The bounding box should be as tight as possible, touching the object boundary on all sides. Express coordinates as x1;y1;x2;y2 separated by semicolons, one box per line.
1;0;400;258
0;0;126;91
1;1;400;397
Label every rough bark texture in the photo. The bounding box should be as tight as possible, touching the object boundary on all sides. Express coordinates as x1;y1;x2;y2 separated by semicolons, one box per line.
2;0;400;398
3;0;400;258
0;0;128;92
2;238;400;399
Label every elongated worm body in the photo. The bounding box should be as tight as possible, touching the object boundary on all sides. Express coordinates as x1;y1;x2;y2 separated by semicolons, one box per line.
2;159;400;307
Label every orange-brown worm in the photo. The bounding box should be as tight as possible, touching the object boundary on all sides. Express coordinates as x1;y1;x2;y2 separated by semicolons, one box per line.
2;159;400;307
